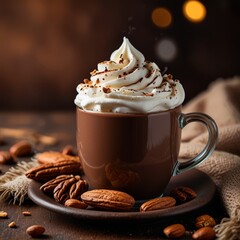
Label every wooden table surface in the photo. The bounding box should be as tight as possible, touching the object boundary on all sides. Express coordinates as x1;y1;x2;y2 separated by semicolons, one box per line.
0;112;227;240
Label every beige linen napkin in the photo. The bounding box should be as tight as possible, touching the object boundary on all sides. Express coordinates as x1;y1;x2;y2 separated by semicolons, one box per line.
179;77;240;240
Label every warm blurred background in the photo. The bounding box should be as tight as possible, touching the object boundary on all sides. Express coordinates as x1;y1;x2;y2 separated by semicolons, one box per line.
0;0;239;111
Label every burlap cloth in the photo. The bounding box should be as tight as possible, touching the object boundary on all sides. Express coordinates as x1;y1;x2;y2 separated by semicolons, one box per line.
179;77;240;240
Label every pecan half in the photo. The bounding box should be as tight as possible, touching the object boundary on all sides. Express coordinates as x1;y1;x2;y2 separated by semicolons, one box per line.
34;151;80;164
69;177;88;199
81;189;135;211
0;151;15;164
64;199;88;209
9;140;32;157
140;196;176;212
163;224;186;238
195;214;216;228
170;186;197;203
53;175;88;203
40;175;74;194
26;225;45;238
25;160;82;182
192;227;216;240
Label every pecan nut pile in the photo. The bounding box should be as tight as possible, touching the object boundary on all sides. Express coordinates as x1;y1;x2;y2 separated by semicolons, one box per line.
40;175;74;194
170;186;197;203
25;160;82;182
41;175;88;204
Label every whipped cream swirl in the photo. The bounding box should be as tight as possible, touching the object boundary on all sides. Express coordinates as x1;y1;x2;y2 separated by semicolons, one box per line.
75;37;185;113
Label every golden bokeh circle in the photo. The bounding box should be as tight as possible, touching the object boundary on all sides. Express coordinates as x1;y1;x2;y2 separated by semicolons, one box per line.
183;0;206;22
151;7;172;28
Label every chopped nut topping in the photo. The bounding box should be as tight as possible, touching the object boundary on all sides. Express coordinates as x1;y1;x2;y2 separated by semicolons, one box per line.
90;69;97;75
83;79;92;85
119;58;124;64
145;93;154;97
102;87;111;94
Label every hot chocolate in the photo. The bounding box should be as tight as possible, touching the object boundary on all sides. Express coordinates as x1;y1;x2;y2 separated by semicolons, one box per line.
76;106;182;199
75;38;218;200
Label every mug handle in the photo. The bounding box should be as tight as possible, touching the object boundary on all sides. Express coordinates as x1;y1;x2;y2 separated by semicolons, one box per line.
172;112;218;176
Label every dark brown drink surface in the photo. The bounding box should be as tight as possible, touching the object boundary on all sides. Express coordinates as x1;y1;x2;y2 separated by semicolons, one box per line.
76;107;182;200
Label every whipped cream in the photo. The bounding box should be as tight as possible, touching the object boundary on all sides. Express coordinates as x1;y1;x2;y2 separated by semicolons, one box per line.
74;37;185;113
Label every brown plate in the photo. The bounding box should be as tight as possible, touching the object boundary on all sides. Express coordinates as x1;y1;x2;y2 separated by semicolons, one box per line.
28;169;215;222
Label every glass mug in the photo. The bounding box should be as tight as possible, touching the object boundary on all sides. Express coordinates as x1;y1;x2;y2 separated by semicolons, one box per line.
76;106;218;200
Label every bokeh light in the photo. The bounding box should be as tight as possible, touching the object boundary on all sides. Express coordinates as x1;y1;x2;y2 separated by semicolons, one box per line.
156;38;177;62
151;7;172;28
183;0;206;22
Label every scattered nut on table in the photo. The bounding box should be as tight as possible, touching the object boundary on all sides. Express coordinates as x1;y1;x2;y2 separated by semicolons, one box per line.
8;221;17;228
192;227;216;240
26;225;45;238
195;214;216;228
0;211;8;218
22;211;31;216
163;223;186;238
